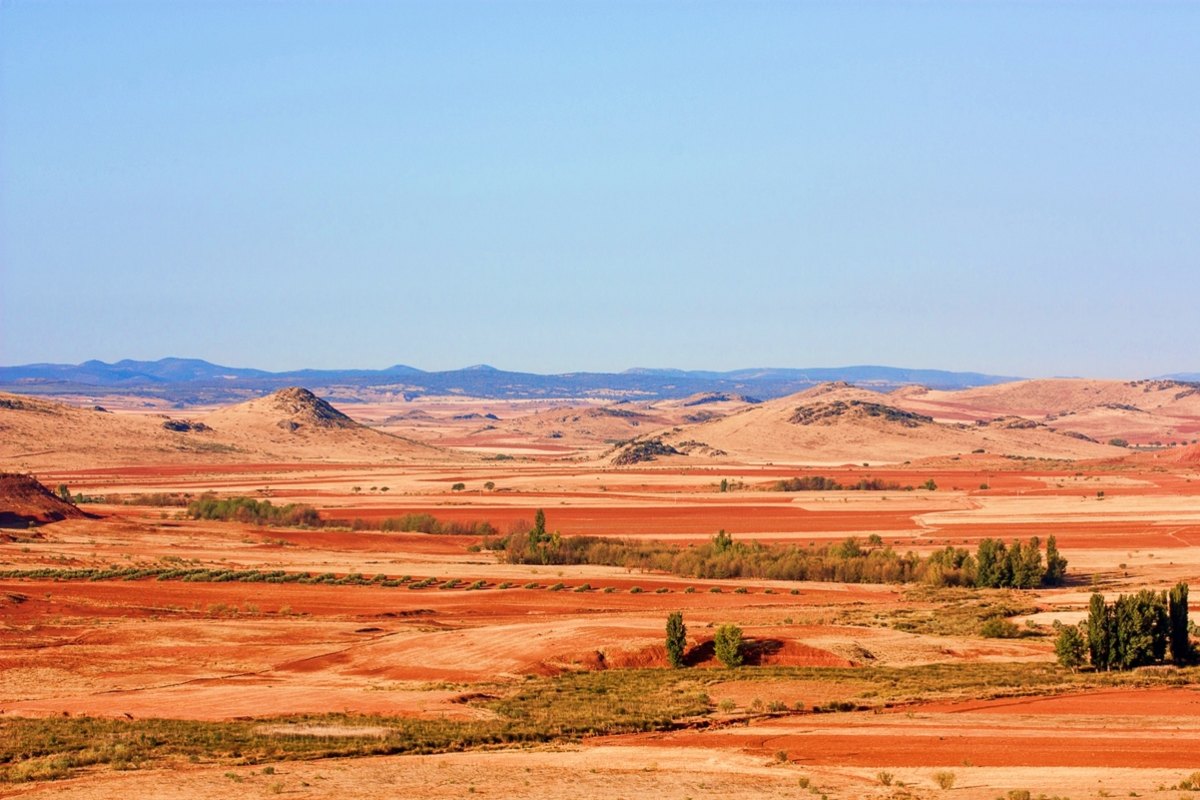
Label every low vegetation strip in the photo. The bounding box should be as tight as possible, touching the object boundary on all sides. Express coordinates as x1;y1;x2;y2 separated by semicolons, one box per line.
183;495;497;535
497;528;1068;589
768;475;911;491
0;532;1066;592
3;663;1198;783
354;513;497;536
0;670;711;783
187;496;321;527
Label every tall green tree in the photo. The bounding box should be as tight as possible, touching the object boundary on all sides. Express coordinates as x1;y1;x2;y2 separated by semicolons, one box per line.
1087;592;1112;671
1109;590;1168;670
1054;624;1087;671
1014;536;1044;589
1005;540;1026;588
713;529;733;553
1168;582;1192;664
1043;535;1067;585
665;611;687;668
714;623;743;668
975;538;1004;588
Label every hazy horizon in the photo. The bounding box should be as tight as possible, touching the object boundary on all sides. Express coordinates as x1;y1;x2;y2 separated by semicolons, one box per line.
3;352;1195;383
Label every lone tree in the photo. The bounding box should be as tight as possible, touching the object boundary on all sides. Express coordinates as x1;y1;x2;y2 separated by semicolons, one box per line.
714;623;744;668
665;611;687;668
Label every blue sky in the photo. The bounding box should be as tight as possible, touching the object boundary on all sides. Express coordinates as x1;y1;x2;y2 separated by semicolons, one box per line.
2;1;1197;377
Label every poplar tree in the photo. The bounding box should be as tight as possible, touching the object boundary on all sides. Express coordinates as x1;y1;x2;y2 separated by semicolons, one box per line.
665;611;687;668
1043;535;1067;585
1169;582;1192;664
714;624;744;668
1086;593;1112;671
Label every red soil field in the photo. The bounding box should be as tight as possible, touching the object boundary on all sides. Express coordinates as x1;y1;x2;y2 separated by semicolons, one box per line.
650;687;1200;768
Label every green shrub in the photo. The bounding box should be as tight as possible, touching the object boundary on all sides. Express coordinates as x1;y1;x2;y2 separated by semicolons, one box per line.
714;624;744;668
186;495;320;528
1054;625;1087;670
980;617;1020;639
665;612;687;669
933;770;955;789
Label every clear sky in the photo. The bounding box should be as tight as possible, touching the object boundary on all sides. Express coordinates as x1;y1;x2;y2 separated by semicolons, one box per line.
1;1;1197;377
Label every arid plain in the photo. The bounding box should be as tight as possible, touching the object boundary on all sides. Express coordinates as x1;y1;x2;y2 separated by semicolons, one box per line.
3;379;1200;799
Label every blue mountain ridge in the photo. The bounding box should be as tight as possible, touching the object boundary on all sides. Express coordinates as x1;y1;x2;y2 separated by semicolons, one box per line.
0;358;1029;404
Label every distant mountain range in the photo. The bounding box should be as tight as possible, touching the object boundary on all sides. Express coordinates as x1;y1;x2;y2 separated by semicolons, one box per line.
0;358;1023;404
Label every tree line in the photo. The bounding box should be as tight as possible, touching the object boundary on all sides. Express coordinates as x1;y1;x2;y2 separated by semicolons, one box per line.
186;495;495;535
497;514;1067;589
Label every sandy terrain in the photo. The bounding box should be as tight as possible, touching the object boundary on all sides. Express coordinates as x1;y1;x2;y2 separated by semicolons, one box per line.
892;378;1200;446
642;383;1125;465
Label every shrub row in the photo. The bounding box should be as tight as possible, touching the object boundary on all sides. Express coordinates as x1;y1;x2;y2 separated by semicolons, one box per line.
497;528;1066;588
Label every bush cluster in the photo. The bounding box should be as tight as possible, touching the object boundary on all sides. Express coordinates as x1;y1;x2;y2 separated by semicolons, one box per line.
186;495;320;527
186;495;495;536
770;475;909;492
374;513;496;536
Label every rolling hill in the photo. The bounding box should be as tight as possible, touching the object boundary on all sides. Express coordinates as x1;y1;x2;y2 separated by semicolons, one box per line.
608;383;1124;465
0;388;442;470
891;379;1200;446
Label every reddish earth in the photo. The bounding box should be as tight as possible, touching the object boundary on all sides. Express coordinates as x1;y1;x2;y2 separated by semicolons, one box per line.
645;687;1200;768
909;686;1200;716
0;472;87;529
5;444;1200;796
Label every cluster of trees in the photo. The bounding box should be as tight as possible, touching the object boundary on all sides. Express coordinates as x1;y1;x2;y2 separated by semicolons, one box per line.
186;495;321;527
770;476;909;492
1056;583;1192;671
940;536;1068;589
499;513;1066;590
665;613;742;669
496;509;564;564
